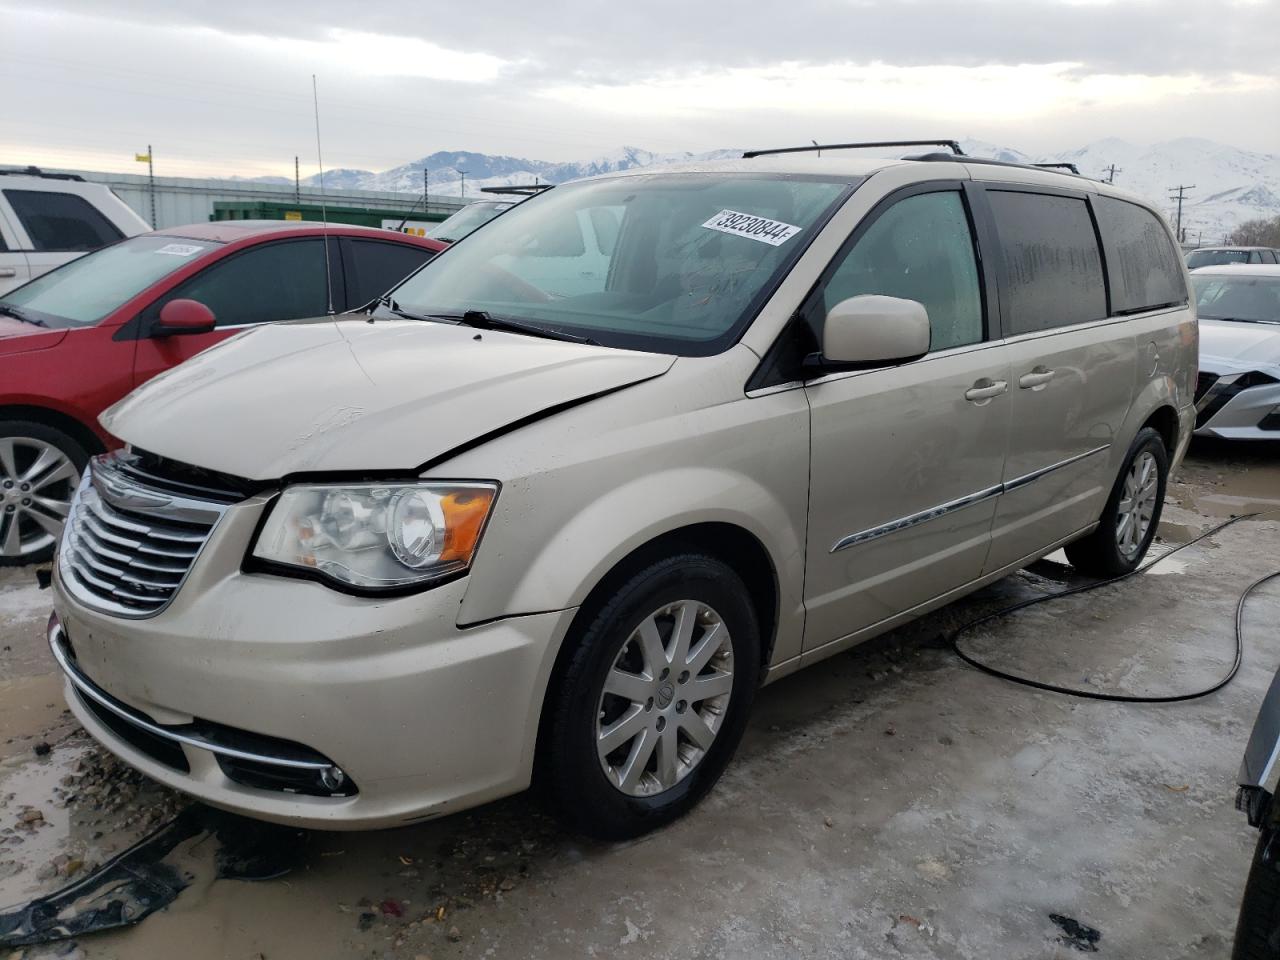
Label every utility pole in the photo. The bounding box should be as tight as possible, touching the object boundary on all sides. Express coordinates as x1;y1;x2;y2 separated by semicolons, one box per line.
456;167;466;199
423;166;429;227
1168;184;1195;243
135;145;156;227
294;156;300;204
1103;164;1120;184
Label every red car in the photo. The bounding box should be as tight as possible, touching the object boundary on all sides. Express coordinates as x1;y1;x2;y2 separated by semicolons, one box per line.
0;221;445;564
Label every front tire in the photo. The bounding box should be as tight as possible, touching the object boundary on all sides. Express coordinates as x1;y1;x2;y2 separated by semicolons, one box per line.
540;553;761;840
1065;427;1168;578
1233;826;1280;959
0;421;87;567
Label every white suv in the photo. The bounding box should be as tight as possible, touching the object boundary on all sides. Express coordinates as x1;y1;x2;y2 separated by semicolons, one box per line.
0;168;151;296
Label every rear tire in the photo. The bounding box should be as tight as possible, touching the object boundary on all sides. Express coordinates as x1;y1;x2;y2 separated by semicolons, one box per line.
1064;427;1168;578
539;553;760;840
0;421;87;567
1233;826;1280;959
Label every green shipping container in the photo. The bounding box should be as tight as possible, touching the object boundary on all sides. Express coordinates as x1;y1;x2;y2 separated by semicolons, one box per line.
211;200;447;230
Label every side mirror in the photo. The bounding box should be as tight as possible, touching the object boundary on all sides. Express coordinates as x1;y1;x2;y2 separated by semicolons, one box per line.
814;295;931;370
154;299;216;336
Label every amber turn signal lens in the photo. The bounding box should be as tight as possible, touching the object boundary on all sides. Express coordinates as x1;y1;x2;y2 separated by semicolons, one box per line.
440;489;496;564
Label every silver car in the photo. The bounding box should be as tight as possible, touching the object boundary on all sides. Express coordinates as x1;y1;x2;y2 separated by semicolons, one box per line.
49;147;1198;838
1190;264;1280;439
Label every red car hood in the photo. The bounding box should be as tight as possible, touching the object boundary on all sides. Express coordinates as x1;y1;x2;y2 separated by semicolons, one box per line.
0;316;68;354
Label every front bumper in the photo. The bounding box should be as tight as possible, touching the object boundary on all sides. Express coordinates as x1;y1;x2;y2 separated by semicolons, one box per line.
1194;370;1280;439
49;497;576;830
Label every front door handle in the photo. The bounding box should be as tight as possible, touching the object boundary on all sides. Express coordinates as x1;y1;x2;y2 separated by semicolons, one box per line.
964;379;1009;403
1018;366;1056;390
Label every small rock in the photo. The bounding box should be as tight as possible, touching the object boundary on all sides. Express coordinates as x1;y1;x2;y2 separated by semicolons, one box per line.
823;816;833;828
357;912;376;931
916;859;951;881
498;878;515;892
32;743;51;758
18;809;43;824
447;926;462;942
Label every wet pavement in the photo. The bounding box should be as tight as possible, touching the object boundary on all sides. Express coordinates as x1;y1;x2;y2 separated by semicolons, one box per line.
1;438;1279;959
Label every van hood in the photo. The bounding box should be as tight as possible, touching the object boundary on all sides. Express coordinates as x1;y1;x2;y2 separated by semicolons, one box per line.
102;317;675;481
1199;319;1280;370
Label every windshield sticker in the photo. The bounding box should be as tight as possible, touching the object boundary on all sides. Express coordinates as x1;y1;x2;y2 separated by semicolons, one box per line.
154;243;204;257
701;210;802;247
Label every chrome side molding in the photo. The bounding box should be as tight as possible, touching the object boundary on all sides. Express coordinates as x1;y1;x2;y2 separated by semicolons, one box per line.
831;444;1111;553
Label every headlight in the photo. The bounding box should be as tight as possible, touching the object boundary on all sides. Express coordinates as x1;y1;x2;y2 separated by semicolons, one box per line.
251;482;498;591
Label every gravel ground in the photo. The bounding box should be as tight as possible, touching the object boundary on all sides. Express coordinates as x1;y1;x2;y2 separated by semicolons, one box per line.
1;437;1278;959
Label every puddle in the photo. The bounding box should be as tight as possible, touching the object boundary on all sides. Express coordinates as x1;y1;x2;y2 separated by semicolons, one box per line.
0;742;94;907
1191;493;1280;520
1145;554;1188;576
0;734;186;914
0;675;67;762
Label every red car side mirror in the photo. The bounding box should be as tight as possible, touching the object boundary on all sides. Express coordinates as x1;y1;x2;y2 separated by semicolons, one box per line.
155;299;216;336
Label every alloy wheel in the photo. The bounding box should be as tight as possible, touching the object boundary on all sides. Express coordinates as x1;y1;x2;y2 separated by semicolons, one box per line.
0;437;77;560
595;599;735;797
1115;450;1159;558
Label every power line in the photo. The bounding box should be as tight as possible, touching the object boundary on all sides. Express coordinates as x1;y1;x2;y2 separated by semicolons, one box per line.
1103;164;1120;184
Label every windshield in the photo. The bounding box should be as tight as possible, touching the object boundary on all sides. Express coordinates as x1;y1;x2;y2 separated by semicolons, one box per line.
1193;274;1280;323
429;201;515;243
1187;249;1249;269
0;234;217;328
389;173;852;355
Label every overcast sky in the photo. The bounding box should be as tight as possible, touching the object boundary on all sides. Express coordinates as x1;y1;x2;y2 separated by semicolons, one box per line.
3;0;1277;179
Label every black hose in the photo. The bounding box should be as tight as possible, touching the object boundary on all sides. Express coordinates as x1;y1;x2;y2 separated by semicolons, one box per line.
948;512;1280;702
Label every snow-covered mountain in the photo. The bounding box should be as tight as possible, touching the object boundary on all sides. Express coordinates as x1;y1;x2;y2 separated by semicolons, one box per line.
961;137;1280;243
286;139;1278;243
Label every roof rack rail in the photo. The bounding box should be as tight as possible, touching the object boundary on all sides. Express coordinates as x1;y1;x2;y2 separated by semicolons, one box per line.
742;140;965;160
1033;162;1081;175
479;184;553;197
0;165;85;182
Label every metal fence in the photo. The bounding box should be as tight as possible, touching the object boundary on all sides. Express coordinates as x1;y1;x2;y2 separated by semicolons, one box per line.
19;167;467;230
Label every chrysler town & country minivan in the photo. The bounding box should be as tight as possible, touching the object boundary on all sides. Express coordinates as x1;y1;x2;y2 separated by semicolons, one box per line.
49;144;1197;838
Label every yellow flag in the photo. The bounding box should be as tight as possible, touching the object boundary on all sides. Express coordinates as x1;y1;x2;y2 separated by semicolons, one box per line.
135;153;151;163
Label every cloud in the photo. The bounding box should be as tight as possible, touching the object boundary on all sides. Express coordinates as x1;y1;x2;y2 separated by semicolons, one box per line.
24;0;1280;80
1;0;1276;178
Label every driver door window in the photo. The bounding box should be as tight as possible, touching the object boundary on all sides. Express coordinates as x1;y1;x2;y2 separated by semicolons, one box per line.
820;191;984;352
162;239;330;327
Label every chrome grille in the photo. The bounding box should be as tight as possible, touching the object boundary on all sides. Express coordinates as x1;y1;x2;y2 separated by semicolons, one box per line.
58;454;231;618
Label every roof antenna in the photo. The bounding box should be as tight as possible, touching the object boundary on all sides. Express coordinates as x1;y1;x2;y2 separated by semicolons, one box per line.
812;139;820;158
312;74;335;316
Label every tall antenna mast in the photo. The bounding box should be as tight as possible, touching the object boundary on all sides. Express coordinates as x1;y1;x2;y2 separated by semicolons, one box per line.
312;74;335;316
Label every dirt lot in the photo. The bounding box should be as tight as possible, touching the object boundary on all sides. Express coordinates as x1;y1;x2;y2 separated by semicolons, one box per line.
2;439;1279;959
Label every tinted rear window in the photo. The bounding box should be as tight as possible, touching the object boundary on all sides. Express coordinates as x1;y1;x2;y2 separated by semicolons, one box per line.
1186;249;1249;269
3;189;124;252
988;191;1106;334
1093;196;1186;314
344;239;434;307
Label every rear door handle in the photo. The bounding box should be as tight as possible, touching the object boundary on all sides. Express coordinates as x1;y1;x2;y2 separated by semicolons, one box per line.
0;268;16;278
1018;366;1056;390
964;379;1008;403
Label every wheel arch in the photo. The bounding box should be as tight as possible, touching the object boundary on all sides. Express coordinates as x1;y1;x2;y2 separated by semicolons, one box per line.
0;404;106;457
1140;403;1179;458
530;520;780;778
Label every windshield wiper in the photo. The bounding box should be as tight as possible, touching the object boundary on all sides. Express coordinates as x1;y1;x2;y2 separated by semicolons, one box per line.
0;303;47;327
437;309;600;346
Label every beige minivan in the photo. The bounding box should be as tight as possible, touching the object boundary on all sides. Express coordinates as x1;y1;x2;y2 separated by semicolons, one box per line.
49;142;1197;838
